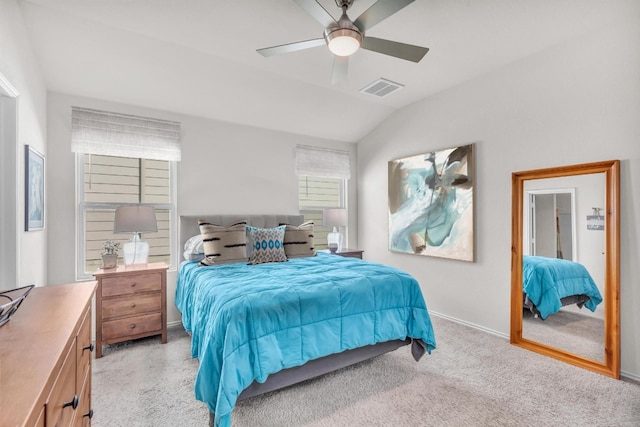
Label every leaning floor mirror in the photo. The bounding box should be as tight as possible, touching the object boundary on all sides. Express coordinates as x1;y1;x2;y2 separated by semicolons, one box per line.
510;160;620;379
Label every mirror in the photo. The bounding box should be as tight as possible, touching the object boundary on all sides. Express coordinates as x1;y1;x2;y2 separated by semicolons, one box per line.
510;160;619;379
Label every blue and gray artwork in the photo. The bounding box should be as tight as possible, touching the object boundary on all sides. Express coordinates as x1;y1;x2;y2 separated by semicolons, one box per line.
388;144;474;261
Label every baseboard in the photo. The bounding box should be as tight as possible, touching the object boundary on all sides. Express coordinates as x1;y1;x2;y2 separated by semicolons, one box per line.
621;370;640;383
167;320;183;330
429;311;509;340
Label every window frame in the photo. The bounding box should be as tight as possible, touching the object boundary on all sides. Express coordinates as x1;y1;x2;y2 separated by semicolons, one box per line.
75;153;177;280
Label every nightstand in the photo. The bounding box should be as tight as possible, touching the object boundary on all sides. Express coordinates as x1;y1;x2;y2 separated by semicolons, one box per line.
93;262;167;358
321;248;364;259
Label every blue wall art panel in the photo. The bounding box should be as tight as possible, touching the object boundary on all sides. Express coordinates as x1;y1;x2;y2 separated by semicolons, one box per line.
388;144;474;262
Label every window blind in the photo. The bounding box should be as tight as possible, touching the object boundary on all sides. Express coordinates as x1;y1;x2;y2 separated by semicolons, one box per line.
71;107;181;161
295;145;351;179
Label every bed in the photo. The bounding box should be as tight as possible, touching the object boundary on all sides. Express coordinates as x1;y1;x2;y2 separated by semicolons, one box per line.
176;215;436;427
522;255;603;320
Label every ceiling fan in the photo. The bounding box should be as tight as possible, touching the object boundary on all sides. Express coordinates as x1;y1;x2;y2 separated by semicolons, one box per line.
257;0;429;85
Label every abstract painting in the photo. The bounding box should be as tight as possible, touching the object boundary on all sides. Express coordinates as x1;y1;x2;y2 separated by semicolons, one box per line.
388;144;474;261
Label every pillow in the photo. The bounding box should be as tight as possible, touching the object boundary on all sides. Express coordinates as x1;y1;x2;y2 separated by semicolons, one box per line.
246;226;287;265
282;221;316;258
198;220;248;266
183;234;205;261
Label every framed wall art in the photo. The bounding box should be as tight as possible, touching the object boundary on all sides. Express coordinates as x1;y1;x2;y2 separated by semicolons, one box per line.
25;145;45;231
388;144;474;262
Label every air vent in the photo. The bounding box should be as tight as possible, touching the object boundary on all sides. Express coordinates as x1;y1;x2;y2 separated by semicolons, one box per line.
360;78;404;98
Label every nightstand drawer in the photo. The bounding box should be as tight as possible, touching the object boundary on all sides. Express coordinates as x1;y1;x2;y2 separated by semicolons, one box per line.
102;312;162;341
101;272;161;297
102;292;161;320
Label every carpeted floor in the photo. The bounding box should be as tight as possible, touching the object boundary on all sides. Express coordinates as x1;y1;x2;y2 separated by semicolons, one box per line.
522;308;604;361
92;315;640;426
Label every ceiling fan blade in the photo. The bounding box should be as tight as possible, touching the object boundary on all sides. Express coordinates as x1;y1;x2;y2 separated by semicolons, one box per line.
294;0;337;28
354;0;415;32
361;36;429;63
332;56;348;86
257;38;326;57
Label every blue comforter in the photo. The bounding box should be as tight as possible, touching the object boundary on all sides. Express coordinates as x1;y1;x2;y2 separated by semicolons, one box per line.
523;255;603;319
176;252;436;427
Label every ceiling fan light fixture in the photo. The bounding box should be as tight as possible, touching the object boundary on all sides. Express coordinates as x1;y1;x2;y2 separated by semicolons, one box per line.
325;28;362;57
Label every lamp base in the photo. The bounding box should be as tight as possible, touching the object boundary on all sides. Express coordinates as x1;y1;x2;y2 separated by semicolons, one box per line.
327;228;343;253
122;234;150;265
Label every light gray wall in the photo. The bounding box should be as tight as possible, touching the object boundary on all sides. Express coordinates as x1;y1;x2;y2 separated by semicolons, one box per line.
357;18;640;378
0;0;48;288
46;92;358;324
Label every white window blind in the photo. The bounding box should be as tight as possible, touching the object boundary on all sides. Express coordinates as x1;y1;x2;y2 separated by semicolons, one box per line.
295;145;350;179
71;107;181;161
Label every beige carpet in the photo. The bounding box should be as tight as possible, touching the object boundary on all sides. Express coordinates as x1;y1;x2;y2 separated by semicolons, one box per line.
92;315;640;426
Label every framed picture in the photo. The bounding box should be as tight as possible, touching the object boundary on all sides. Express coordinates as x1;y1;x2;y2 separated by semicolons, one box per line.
388;144;474;262
25;145;45;231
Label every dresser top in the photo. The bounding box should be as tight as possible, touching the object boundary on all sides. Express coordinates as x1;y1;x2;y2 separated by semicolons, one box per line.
93;262;168;278
0;281;97;426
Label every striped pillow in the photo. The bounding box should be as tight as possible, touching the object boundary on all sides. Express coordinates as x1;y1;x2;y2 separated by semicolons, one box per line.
247;226;288;265
198;220;248;266
282;221;316;258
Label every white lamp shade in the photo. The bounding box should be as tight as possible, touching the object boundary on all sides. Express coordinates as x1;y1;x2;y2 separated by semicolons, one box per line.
323;208;347;227
113;205;158;233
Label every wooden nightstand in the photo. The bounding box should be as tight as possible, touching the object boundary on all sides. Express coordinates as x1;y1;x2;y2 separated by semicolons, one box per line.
94;262;167;358
321;248;364;259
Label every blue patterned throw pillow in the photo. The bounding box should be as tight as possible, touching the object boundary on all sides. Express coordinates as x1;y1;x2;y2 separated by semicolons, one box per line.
247;225;288;265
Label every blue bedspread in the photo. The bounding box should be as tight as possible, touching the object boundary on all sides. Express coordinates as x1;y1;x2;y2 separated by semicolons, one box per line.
176;252;436;427
523;255;602;319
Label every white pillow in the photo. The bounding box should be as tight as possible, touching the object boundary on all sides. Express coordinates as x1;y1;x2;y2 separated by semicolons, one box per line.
183;234;204;261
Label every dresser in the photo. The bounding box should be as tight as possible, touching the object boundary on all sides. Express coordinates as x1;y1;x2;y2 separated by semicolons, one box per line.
0;282;97;427
93;262;167;358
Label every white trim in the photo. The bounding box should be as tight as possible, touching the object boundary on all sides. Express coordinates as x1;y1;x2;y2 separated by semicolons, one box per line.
0;72;19;290
429;310;509;340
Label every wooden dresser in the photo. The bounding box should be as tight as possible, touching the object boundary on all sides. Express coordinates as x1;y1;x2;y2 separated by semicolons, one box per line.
93;262;167;358
0;282;97;427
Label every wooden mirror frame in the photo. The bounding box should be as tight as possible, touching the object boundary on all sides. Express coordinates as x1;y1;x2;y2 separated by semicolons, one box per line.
510;160;620;379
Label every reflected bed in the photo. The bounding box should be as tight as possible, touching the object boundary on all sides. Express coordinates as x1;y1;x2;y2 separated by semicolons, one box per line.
522;255;602;320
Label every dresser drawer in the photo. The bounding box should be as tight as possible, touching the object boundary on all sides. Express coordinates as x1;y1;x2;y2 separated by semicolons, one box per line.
46;339;78;427
76;368;92;427
102;312;162;341
76;308;92;393
101;272;161;297
102;292;161;320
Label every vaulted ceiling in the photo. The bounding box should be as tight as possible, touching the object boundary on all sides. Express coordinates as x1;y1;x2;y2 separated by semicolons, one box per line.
18;0;638;142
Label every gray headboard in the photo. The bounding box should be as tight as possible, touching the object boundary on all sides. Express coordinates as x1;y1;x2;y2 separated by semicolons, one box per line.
179;214;305;251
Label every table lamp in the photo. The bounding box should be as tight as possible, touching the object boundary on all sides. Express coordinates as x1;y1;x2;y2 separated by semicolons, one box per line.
323;208;347;253
113;205;157;265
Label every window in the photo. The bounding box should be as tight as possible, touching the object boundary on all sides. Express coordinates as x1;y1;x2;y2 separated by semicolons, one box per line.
298;176;345;249
71;107;180;279
77;154;175;278
295;145;350;250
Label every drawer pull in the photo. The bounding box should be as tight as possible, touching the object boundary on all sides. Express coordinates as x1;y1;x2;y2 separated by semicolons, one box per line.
131;303;136;308
82;343;95;353
130;323;136;329
83;409;94;419
63;395;79;410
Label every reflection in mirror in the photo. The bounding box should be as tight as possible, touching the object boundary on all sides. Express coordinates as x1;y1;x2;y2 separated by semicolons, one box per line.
510;161;619;379
522;176;604;362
